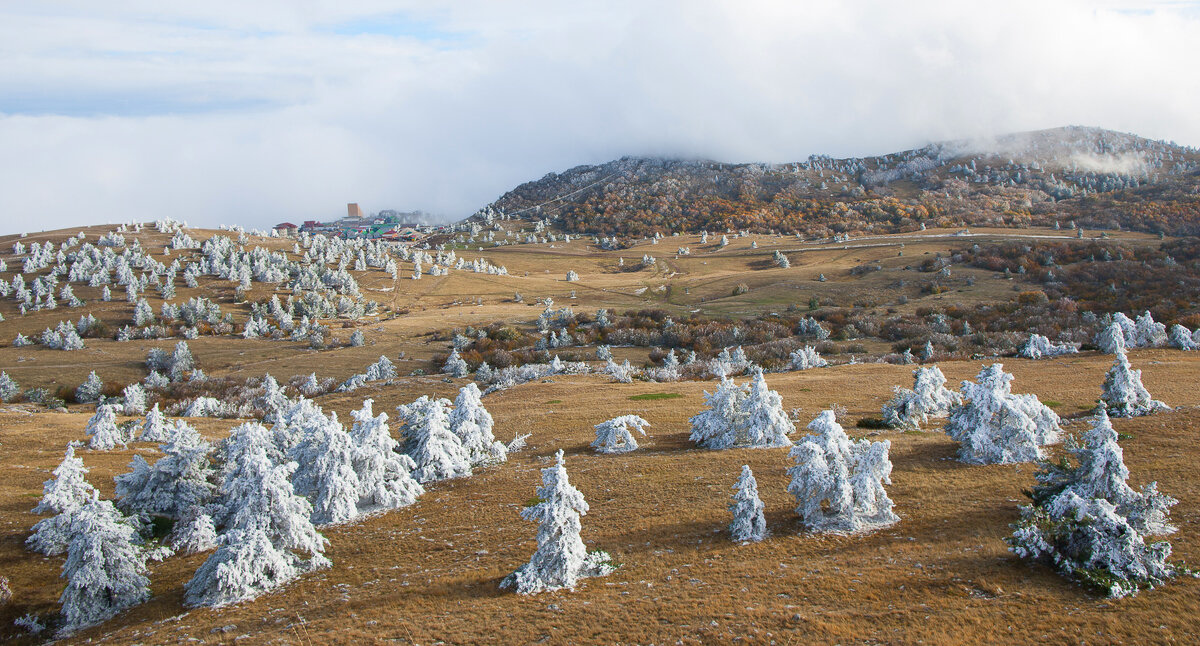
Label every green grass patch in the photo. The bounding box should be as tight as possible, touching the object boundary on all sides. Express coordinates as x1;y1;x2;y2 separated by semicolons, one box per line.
628;393;683;401
1077;404;1097;411
1118;432;1136;441
1043;400;1062;408
544;400;563;404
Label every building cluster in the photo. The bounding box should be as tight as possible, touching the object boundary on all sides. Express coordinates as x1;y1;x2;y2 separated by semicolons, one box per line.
274;204;443;241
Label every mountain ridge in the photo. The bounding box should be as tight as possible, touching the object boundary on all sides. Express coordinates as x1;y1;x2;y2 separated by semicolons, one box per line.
481;126;1200;238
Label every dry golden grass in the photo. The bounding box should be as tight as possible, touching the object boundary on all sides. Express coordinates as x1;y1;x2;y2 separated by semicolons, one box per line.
0;224;1191;644
1;351;1199;644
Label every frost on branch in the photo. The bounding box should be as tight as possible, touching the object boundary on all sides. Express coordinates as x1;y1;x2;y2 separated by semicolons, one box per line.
881;365;962;430
729;465;766;543
170;509;218;554
349;399;424;512
449;383;506;466
138;403;168;442
1095;321;1127;355
944;364;1060;464
27;444;99;556
787;411;898;533
501;450;614;594
1101;349;1168;417
591;415;650;453
398;396;471;483
57;496;150;636
1018;334;1079;359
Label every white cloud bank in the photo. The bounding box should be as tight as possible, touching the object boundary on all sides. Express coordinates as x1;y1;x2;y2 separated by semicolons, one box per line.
0;0;1198;233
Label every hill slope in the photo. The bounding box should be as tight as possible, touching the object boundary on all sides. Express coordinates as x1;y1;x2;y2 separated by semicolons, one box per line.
486;126;1200;237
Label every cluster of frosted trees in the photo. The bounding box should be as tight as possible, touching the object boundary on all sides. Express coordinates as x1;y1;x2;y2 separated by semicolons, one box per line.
689;370;794;449
26;380;509;633
1018;334;1079;359
1095;311;1172;353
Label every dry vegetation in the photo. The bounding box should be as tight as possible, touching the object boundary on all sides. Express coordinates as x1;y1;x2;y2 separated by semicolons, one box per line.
0;221;1198;644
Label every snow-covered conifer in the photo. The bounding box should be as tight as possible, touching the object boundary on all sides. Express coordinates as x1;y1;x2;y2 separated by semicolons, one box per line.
1134;311;1167;348
449;383;506;465
591;415;650;453
689;377;748;449
881;365;962;429
565;270;579;282
187;422;328;607
1168;324;1197;350
349;399;424;511
443;348;470;378
399;396;471;483
739;370;794;447
86;404;125;450
729;465;766;543
115;421;214;519
171;509;218;554
75;371;104;404
787;410;898;533
1096;321;1127;354
133;298;154;326
138;403;168;442
1018;334;1079;359
27;445;99;555
1101;349;1168;417
122;383;146;416
944;364;1060;464
57;496;149;636
0;371;18;402
294;416;361;526
501;450;613;594
170;341;194;381
789;345;827;370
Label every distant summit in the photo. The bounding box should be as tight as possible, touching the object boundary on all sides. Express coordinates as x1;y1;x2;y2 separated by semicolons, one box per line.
483;127;1200;238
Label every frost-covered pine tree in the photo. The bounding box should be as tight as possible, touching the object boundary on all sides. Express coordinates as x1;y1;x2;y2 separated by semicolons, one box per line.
27;444;99;555
443;348;470;378
591;415;650;453
501;450;614;594
565;270;579;282
86;404;126;451
170;341;194;381
290;413;361;526
449;383;506;465
729;465;766;543
944;364;1060;464
1134;311;1167;348
1095;321;1127;355
1101;349;1168;417
1008;406;1179;598
115;421;215;519
57;495;149;636
138;403;169;442
75;371;104;404
1030;405;1176;536
122;383;147;416
170;509;218;554
0;371;18;402
349;329;365;347
349;399;424;511
881;365;962;429
1019;334;1079;359
689;376;748;449
789;345;827;370
133;298;154;326
787;410;898;533
1168;324;1197;350
187;422;328;607
739;369;794;448
399;396;471;483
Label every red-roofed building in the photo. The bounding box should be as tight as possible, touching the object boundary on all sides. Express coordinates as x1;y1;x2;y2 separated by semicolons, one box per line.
273;222;299;236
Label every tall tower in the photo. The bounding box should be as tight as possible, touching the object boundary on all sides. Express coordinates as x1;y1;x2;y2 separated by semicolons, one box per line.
347;203;363;219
